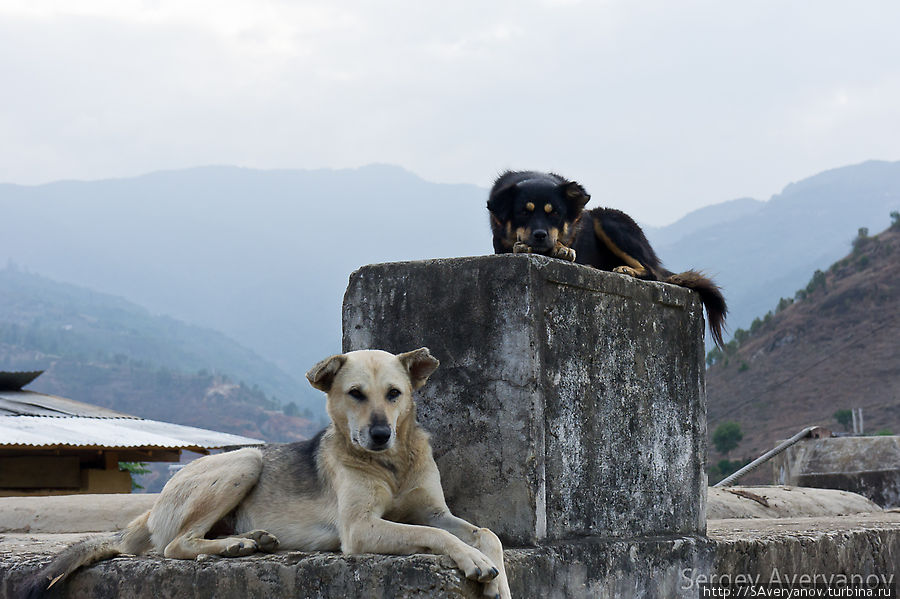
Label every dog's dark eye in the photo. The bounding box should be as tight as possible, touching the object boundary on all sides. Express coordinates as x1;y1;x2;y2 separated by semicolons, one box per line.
386;388;401;401
348;388;366;401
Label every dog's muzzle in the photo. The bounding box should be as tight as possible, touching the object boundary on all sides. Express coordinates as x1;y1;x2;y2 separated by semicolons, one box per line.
526;229;555;252
367;424;393;451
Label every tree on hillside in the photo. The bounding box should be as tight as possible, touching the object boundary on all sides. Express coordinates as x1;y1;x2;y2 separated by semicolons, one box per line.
806;269;827;294
712;421;743;456
891;210;900;230
833;409;853;431
852;227;870;252
776;297;793;312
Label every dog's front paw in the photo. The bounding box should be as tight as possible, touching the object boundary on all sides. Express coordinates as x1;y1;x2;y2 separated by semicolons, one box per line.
471;528;511;599
452;545;499;583
243;530;279;553
483;578;512;599
551;243;576;262
512;241;532;254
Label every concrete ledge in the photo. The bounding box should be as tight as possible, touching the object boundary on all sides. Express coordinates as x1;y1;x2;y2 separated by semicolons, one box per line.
708;513;900;587
1;534;482;599
2;486;880;536
0;494;157;533
1;533;714;599
5;514;898;598
707;486;882;519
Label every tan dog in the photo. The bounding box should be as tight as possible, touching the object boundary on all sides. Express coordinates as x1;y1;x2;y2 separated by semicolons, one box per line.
26;348;511;599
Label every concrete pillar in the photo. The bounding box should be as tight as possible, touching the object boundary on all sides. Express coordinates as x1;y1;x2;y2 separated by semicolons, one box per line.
343;254;707;545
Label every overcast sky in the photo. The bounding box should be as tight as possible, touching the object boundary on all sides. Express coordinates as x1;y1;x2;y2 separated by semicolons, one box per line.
2;0;899;225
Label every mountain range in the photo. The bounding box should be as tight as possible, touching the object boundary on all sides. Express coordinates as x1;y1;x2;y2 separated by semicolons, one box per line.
2;160;899;421
646;160;900;335
1;165;487;414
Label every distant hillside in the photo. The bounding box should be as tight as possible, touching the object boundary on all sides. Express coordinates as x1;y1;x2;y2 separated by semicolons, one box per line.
0;267;322;442
647;161;900;338
644;197;764;247
705;217;900;481
0;164;488;392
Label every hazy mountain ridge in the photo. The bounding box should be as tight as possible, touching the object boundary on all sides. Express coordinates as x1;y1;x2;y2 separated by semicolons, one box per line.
705;220;900;481
0;267;323;441
643;197;764;247
646;160;900;336
0;164;488;396
0;267;303;404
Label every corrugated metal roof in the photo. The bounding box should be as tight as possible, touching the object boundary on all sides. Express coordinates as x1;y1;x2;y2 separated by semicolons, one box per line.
0;391;135;418
0;373;264;451
0;416;264;450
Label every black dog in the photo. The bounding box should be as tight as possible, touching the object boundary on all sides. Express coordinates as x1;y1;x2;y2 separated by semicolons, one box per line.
487;170;727;347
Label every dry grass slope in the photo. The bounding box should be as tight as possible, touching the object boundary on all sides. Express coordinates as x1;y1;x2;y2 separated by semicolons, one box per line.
706;222;900;481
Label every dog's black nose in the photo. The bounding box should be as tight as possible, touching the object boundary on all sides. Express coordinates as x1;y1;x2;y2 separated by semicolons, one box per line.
370;425;392;447
533;229;548;241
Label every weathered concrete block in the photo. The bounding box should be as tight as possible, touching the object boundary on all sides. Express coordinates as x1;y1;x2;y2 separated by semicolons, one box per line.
774;436;900;508
343;254;707;544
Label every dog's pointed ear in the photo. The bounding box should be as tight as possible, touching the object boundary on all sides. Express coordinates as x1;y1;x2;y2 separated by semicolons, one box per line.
397;347;440;390
561;181;590;213
487;182;516;221
306;354;348;392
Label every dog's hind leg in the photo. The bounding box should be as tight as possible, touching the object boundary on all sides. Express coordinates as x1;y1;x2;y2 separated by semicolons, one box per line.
147;447;270;559
232;529;279;552
164;532;265;559
167;529;279;559
612;264;648;277
592;211;661;280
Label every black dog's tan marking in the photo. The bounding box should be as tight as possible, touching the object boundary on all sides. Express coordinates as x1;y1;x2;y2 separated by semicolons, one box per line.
592;220;648;277
488;170;727;348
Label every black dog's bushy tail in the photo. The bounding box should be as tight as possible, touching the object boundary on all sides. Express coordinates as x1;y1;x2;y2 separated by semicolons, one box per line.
22;511;152;598
665;270;727;349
